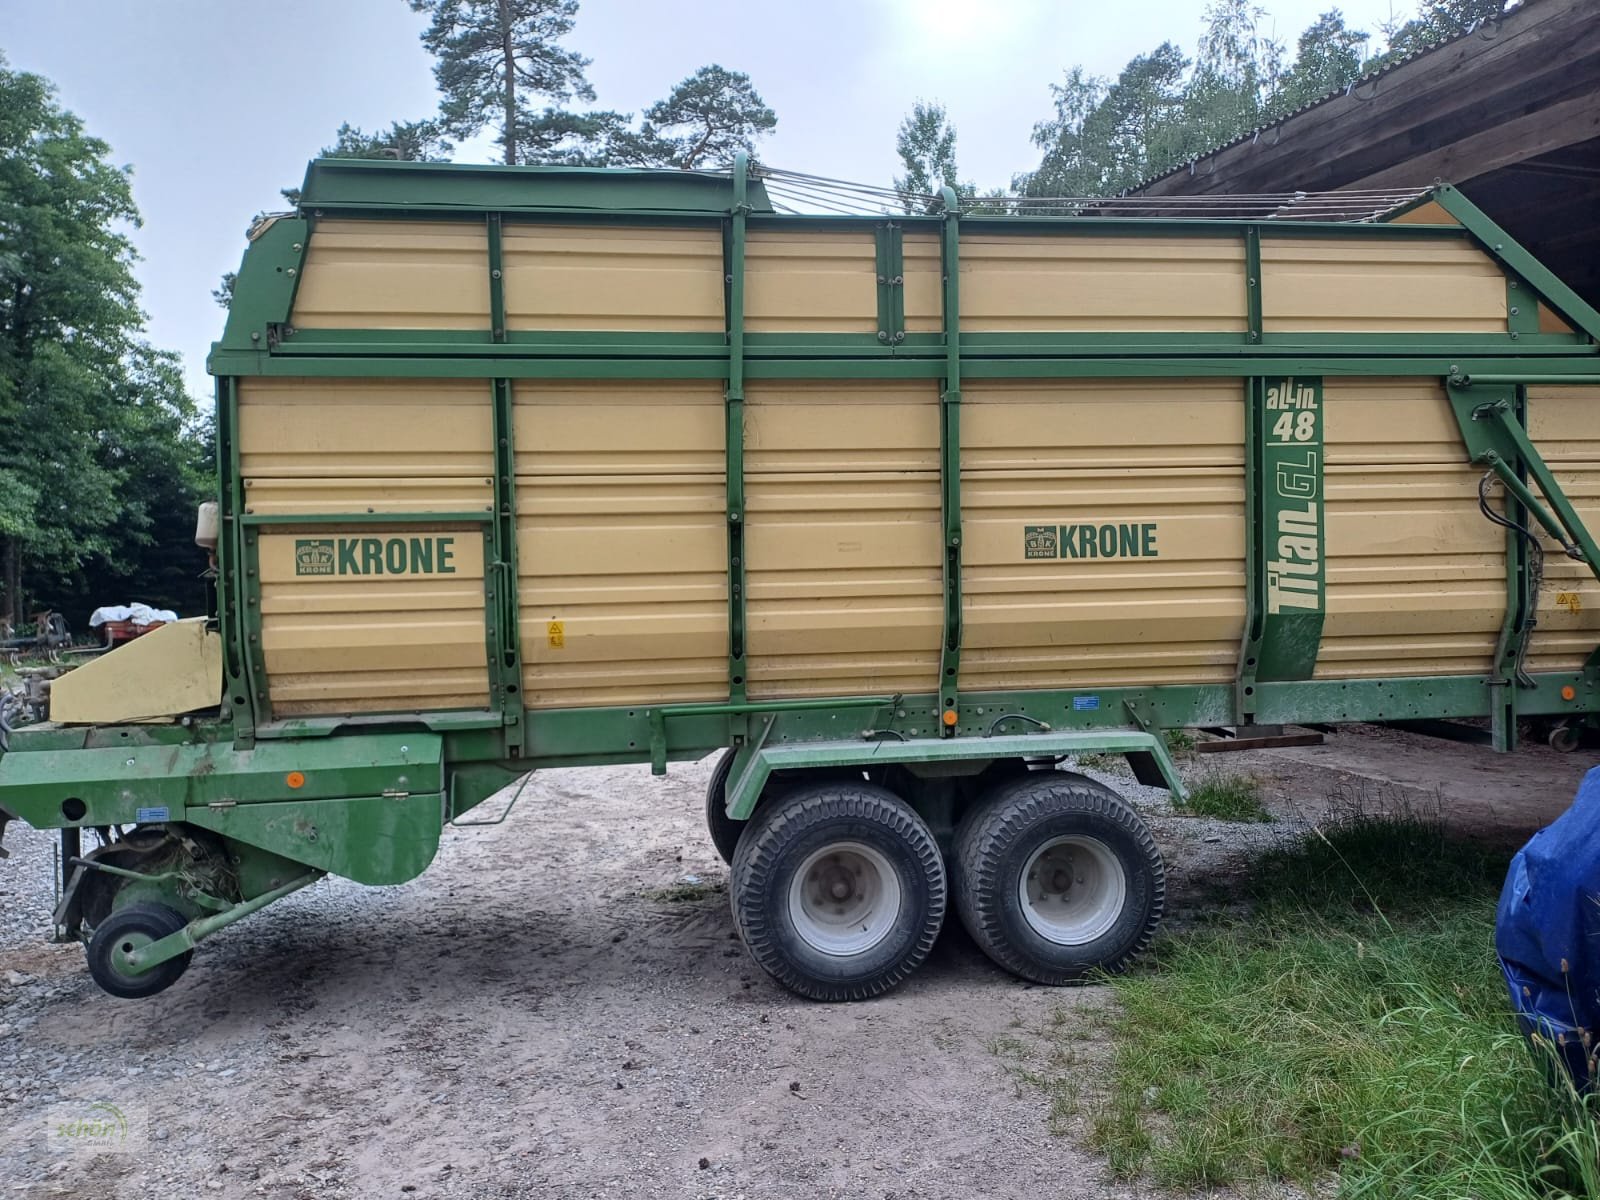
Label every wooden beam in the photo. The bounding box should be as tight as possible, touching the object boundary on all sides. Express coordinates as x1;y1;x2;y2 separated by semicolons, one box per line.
1135;0;1599;197
1352;92;1600;188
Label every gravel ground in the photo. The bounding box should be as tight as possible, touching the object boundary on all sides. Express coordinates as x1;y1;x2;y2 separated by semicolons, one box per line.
0;727;1590;1199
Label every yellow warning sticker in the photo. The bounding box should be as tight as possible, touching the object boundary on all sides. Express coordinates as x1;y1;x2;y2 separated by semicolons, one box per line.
1557;592;1582;615
546;620;566;649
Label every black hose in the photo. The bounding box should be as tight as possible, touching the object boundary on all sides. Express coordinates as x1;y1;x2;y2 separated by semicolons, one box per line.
1478;471;1544;688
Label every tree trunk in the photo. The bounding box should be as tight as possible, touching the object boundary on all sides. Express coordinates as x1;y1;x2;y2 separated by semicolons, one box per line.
498;0;517;166
1;536;21;633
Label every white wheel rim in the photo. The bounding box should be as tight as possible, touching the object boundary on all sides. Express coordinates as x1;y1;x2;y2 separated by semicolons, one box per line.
787;841;902;957
1018;835;1126;946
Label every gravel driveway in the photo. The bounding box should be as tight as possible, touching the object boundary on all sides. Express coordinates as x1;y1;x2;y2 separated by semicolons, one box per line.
0;729;1588;1199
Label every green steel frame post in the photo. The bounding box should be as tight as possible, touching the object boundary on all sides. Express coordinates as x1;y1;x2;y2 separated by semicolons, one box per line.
875;221;905;345
1244;226;1263;344
937;187;963;732
487;213;506;342
216;377;256;744
485;215;524;753
1235;377;1265;719
725;154;751;716
1487;385;1532;751
490;378;524;755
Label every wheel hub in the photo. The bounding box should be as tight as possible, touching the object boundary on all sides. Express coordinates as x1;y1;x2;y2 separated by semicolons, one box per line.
787;842;902;957
1019;835;1127;947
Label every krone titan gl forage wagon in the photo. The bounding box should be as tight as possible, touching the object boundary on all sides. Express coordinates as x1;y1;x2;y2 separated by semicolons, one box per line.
3;159;1600;1001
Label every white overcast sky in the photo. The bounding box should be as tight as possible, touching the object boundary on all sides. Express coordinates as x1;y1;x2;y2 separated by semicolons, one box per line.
4;0;1410;398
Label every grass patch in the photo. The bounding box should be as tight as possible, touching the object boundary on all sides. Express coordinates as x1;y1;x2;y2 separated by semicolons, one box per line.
1045;807;1600;1197
1176;771;1272;822
1166;729;1199;757
641;880;724;903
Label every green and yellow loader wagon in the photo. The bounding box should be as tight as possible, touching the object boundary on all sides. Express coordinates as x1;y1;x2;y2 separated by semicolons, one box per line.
3;159;1599;1001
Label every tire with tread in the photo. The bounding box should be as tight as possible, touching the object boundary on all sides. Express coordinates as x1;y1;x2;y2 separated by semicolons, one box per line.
731;782;946;1002
953;772;1163;985
86;903;193;999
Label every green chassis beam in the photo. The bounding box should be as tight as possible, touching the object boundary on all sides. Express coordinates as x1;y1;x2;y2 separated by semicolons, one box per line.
721;730;1186;821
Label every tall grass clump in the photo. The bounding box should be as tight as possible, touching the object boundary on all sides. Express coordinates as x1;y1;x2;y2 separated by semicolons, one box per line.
1063;804;1600;1196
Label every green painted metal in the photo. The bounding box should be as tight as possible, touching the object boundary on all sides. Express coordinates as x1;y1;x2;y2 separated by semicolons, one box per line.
121;872;321;975
1236;378;1265;717
0;733;442;837
937;186;964;732
1487;385;1533;752
722;730;1185;820
489;377;525;754
1256;376;1326;680
214;217;309;356
1244;226;1263;344
487;213;506;342
875;221;905;345
1431;185;1600;344
725;153;751;708
297;158;777;217
185;792;443;885
239;511;495;526
1445;381;1600;582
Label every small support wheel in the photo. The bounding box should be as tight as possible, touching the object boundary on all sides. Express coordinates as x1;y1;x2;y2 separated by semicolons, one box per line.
704;749;745;865
954;772;1164;985
1549;722;1581;754
730;783;946;1001
86;904;192;999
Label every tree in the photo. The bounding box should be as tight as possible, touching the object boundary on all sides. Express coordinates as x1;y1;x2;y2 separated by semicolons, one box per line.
894;101;972;213
407;0;606;165
1015;0;1490;201
1270;9;1371;116
1383;0;1510;59
0;55;145;627
321;118;453;162
606;66;776;170
1016;67;1109;196
1180;1;1282;158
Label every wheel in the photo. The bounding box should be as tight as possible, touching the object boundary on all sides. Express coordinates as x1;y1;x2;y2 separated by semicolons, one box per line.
953;772;1163;986
730;783;946;1002
704;749;745;865
1549;722;1581;753
86;904;192;999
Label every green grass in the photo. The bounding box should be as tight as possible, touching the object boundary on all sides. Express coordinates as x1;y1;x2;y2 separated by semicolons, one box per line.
1019;808;1600;1198
1175;771;1273;822
641;879;724;903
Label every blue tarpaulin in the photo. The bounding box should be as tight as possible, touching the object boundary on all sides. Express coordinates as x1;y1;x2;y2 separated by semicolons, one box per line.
1496;765;1600;1089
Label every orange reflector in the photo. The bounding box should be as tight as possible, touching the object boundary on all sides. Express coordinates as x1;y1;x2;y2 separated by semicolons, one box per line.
1563;685;1578;701
942;709;958;727
286;771;306;789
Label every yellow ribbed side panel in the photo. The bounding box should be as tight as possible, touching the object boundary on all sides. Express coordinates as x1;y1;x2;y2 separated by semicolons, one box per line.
958;236;1247;333
961;380;1246;690
502;225;724;332
238;378;493;515
1262;239;1506;333
744;381;942;698
240;377;495;716
745;230;877;334
292;220;489;329
1314;379;1502;679
903;232;943;333
258;528;491;715
515;381;728;708
1526;386;1600;672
